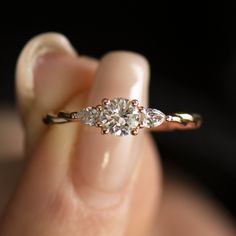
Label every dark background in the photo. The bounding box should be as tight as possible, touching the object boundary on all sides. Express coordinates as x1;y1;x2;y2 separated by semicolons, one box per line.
0;5;236;218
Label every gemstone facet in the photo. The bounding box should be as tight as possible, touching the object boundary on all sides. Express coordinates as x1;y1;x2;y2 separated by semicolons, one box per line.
140;108;165;128
77;107;99;126
98;98;140;136
77;98;166;136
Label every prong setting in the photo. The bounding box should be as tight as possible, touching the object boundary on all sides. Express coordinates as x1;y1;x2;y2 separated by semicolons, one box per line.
96;105;103;111
95;121;103;127
43;97;168;136
139;123;145;128
138;106;145;112
131;99;139;107
102;98;110;106
101;128;109;135
131;127;139;136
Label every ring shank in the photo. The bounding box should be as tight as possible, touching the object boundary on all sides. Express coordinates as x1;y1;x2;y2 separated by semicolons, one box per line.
43;112;202;131
151;113;202;131
166;113;202;126
43;112;78;124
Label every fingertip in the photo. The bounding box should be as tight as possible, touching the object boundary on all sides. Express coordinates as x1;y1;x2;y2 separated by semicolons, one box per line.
16;32;77;118
101;50;150;71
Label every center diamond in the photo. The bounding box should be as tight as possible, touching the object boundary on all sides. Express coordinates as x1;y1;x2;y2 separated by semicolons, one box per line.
99;98;140;136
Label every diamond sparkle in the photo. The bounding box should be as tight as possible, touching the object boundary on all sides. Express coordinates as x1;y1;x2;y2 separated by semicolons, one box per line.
99;98;140;136
77;107;98;126
78;98;166;136
140;108;166;128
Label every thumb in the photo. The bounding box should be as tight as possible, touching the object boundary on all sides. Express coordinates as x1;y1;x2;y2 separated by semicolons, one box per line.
0;34;161;236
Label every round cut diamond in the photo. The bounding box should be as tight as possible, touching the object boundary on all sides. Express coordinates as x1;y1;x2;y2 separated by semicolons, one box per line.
76;98;166;136
99;98;140;136
141;108;165;128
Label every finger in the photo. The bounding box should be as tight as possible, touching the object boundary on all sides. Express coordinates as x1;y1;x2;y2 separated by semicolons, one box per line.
72;52;160;234
75;52;150;196
1;48;160;236
16;32;77;118
0;33;98;216
16;33;98;154
0;33;98;234
125;133;161;236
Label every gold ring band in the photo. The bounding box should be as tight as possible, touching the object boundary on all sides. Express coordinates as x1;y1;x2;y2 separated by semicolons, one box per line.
43;97;202;136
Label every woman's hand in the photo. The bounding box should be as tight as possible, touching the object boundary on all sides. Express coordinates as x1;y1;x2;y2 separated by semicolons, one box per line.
0;33;235;236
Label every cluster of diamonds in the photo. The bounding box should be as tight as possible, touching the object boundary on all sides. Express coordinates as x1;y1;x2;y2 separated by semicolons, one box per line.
75;98;166;136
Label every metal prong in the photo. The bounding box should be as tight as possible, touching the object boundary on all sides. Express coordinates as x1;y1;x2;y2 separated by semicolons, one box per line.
96;121;103;127
101;128;109;135
102;98;110;106
96;105;103;111
131;99;139;106
70;112;79;119
131;127;139;135
138;106;145;112
139;123;145;129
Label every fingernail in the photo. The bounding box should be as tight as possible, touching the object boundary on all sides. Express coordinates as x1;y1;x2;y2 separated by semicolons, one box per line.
16;33;98;154
16;33;77;117
74;51;150;208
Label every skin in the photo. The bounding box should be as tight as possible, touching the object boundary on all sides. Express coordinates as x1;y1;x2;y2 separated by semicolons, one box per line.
0;33;235;236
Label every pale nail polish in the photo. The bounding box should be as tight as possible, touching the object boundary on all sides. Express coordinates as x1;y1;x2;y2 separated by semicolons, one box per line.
74;52;149;207
17;33;99;155
16;33;77;116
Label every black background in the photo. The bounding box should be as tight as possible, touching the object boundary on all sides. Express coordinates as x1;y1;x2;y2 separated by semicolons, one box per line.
0;3;236;218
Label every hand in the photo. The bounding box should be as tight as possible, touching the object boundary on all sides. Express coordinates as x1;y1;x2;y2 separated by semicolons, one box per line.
0;33;235;236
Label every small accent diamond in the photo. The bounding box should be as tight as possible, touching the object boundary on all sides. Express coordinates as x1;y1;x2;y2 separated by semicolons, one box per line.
76;99;166;136
77;107;99;126
141;108;165;128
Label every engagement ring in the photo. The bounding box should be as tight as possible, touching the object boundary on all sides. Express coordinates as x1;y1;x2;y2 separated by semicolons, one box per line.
43;97;202;136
